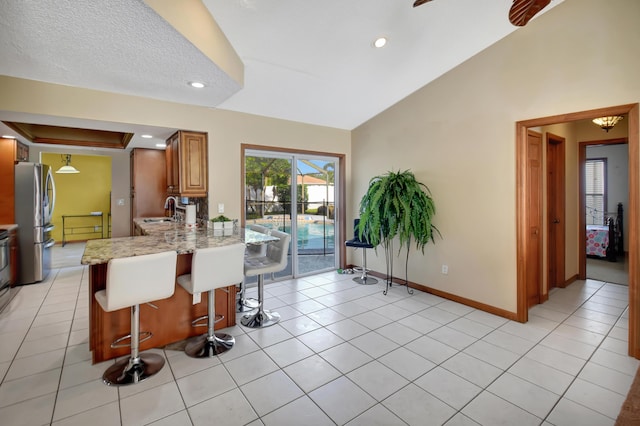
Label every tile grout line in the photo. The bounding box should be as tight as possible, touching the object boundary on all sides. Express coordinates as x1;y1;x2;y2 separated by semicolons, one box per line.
429;281;613;424
1;255;631;425
48;266;88;425
539;287;631;423
458;280;627;424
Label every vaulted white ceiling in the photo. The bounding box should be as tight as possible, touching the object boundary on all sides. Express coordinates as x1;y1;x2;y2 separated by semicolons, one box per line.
204;0;563;129
0;0;565;148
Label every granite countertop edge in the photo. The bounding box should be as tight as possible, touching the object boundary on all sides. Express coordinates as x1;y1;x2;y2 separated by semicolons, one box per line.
81;218;275;265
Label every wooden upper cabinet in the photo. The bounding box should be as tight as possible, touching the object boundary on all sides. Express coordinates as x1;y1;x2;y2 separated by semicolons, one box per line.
165;131;208;197
15;142;29;162
0;138;28;164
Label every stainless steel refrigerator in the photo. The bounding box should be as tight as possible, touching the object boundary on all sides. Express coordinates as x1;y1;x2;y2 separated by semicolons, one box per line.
15;162;56;284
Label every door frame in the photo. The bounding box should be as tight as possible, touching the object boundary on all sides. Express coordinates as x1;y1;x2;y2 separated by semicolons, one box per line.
240;144;347;275
516;103;640;359
578;138;627;279
526;129;543;308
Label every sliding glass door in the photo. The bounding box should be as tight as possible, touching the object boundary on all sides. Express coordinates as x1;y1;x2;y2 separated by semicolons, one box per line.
244;149;339;279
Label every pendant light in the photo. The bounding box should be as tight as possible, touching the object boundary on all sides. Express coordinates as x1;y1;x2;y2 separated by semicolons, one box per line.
56;154;80;174
592;116;624;132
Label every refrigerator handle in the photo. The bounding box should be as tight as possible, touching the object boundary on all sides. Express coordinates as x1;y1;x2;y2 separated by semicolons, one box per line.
47;167;56;220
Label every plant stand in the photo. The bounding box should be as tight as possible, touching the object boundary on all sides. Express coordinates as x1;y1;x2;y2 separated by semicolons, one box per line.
382;239;413;296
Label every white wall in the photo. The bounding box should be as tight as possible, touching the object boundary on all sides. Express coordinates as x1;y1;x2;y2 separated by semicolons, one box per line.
351;0;640;314
0;77;351;239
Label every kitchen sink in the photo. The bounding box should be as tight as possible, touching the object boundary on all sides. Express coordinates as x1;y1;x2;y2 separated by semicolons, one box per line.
142;218;173;223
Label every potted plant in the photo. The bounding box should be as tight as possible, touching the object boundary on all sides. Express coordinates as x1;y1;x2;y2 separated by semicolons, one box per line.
210;215;234;234
358;169;439;294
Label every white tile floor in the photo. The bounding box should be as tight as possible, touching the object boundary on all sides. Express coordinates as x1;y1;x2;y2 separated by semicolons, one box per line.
0;255;637;425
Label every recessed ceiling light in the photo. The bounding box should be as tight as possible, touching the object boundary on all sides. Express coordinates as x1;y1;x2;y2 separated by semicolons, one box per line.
373;37;387;48
189;81;205;88
141;134;153;139
155;143;167;148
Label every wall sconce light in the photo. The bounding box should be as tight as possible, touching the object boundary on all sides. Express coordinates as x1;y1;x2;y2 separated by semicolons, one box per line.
56;154;80;174
592;116;624;132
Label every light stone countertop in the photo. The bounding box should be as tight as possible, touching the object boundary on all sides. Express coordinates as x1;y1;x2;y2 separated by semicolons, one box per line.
81;219;277;265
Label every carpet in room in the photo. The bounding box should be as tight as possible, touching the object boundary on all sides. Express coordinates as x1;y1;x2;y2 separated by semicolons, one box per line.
616;365;640;425
587;256;628;286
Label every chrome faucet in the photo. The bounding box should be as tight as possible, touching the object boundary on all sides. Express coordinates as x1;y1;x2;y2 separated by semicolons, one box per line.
164;196;185;221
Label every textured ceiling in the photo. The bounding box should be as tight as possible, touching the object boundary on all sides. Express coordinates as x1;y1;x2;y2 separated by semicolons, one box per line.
0;0;565;149
0;0;241;108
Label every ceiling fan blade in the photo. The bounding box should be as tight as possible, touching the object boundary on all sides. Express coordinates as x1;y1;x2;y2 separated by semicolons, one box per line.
509;0;551;26
413;0;433;7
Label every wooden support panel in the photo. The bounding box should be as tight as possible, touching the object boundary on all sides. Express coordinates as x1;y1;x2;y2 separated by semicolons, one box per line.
89;253;237;363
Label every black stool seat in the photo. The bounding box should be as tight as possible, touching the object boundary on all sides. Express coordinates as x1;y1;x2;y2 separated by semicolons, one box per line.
345;238;374;249
345;219;378;285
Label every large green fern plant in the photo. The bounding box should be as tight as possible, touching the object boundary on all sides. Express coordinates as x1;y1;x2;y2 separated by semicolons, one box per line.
357;170;439;294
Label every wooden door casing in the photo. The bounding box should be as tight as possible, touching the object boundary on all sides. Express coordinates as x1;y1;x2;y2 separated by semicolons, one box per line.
516;103;639;359
526;130;543;308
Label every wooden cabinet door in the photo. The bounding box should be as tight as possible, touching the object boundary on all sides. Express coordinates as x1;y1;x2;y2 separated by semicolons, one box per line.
178;131;207;197
131;148;167;232
16;142;29;162
165;133;178;193
165;131;208;197
171;136;180;193
0;139;16;224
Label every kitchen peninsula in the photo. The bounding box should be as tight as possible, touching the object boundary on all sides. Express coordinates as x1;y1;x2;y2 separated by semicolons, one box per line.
82;219;276;363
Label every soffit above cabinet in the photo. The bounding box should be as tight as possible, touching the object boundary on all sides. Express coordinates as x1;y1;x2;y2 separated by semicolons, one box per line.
3;122;133;150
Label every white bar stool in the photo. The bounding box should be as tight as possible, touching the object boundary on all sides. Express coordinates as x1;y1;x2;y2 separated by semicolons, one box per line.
237;224;268;313
94;250;177;386
241;230;291;328
177;243;245;357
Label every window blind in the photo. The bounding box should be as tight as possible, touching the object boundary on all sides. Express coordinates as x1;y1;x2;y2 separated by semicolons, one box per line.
585;159;606;225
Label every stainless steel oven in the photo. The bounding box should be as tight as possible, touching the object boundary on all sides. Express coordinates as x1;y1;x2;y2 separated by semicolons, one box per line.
0;229;11;313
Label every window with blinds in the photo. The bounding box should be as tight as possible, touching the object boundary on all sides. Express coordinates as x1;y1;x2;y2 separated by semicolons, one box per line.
585;158;607;225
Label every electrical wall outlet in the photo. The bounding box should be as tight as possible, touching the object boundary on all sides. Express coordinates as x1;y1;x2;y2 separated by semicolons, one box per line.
218;203;224;213
441;264;449;274
117;198;125;206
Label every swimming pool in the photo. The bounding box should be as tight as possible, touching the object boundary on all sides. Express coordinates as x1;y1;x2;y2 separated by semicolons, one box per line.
256;221;335;253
